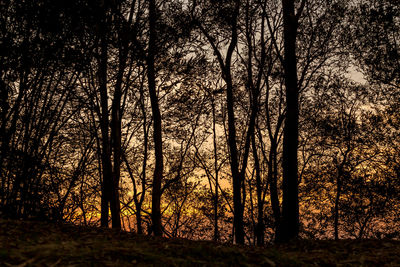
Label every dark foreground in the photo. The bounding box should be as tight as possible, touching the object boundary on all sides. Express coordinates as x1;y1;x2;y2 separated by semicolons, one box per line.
0;219;399;266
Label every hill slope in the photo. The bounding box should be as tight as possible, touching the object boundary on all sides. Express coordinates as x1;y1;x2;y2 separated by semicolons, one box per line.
0;219;399;266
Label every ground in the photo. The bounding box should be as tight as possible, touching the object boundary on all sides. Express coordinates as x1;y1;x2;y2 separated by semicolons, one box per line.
0;219;399;266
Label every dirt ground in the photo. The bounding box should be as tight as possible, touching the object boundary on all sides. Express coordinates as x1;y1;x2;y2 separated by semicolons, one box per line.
0;218;399;266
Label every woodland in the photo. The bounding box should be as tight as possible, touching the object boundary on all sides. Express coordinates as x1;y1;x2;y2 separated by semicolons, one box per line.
0;0;399;248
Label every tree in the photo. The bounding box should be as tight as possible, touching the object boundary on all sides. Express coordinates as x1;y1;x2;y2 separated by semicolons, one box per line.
349;0;399;88
278;0;306;242
146;0;163;236
299;75;400;239
0;0;89;220
192;0;262;244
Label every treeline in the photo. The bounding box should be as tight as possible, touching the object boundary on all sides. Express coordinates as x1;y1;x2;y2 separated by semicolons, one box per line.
0;0;399;245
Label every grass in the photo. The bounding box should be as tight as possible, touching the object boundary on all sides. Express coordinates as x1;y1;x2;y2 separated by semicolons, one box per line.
0;218;399;266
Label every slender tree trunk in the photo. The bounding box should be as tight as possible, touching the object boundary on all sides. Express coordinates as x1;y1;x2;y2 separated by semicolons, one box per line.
225;75;244;244
224;0;247;245
211;97;219;241
139;86;149;235
252;132;264;246
280;0;300;242
98;31;113;228
198;0;246;244
268;140;281;233
244;0;263;244
334;178;341;240
136;202;143;234
148;0;163;236
334;167;343;240
110;44;126;230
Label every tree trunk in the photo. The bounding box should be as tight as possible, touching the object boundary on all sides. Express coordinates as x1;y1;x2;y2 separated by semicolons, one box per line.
136;202;143;234
148;0;163;237
280;0;300;242
211;97;219;241
334;178;341;240
225;75;244;244
252;132;264;246
334;167;343;240
198;0;247;244
98;31;112;228
268;140;281;239
110;42;127;230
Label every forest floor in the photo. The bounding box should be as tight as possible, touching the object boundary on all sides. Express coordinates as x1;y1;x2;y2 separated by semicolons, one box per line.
0;218;399;266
